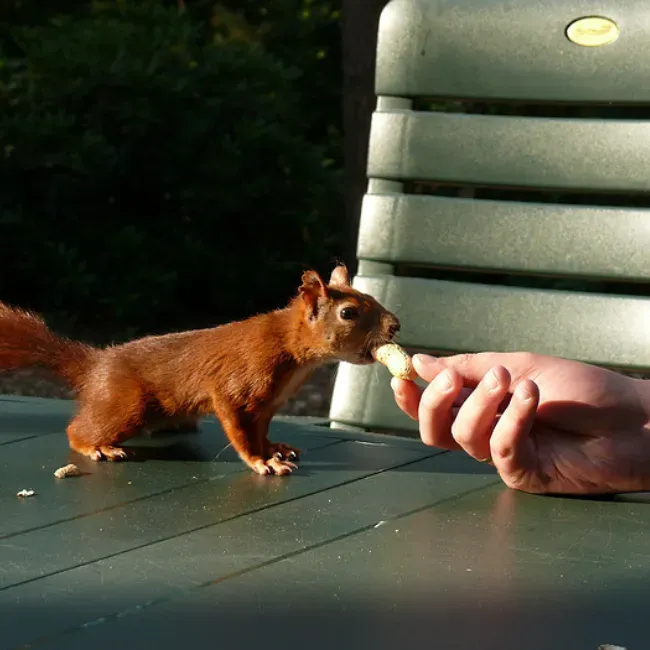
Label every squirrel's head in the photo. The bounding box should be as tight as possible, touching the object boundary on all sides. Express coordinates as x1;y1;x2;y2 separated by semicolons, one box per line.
295;263;402;365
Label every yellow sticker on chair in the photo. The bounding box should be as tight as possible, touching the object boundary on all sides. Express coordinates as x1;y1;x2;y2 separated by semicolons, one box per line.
566;16;619;47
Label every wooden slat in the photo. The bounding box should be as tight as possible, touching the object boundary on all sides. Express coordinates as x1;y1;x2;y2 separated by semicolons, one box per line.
377;0;650;103
331;272;650;432
353;274;650;368
36;482;650;650
0;419;338;541
4;451;487;648
0;409;71;447
330;362;417;433
0;439;432;590
368;110;650;191
357;193;650;281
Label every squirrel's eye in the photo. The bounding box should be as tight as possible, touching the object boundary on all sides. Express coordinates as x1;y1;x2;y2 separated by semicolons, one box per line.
340;306;359;320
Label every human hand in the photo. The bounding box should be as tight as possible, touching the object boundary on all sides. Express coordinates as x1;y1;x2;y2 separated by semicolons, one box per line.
391;352;650;495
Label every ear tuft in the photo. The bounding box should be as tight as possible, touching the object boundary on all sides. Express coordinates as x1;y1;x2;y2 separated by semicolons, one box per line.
299;270;328;295
328;263;350;287
298;270;328;319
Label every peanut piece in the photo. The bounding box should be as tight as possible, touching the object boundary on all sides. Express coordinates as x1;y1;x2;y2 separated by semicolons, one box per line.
372;343;417;380
54;463;83;479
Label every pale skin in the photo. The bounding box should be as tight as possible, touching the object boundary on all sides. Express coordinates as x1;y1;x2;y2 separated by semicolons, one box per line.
391;352;650;495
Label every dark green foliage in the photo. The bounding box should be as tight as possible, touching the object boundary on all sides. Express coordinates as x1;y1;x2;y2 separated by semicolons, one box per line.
0;2;343;341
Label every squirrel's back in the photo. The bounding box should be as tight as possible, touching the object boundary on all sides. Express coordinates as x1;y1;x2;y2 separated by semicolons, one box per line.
102;308;298;407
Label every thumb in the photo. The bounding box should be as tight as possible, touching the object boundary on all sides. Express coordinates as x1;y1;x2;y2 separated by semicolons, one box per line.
413;352;540;387
409;354;448;383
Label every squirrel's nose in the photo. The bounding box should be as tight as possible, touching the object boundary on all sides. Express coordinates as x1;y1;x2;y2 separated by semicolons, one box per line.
387;318;400;339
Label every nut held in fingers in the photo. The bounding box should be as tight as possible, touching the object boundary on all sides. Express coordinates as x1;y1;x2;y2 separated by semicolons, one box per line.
372;343;417;380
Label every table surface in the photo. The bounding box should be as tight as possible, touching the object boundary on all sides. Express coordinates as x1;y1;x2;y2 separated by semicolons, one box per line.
1;394;648;650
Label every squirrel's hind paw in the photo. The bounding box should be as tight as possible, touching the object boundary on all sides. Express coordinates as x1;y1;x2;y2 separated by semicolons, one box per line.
82;445;129;462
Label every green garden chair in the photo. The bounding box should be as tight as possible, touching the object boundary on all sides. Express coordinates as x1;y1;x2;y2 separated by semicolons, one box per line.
329;0;650;435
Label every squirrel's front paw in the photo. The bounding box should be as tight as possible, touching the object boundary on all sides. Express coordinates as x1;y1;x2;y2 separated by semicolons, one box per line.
267;456;298;475
249;456;298;476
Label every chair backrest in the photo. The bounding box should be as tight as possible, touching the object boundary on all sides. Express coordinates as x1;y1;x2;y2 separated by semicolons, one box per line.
329;0;650;435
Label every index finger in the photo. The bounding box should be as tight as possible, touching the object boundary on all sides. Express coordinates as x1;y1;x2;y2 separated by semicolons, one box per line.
391;376;473;421
413;352;540;387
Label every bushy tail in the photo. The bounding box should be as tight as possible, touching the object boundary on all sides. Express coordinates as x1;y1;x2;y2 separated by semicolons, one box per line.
0;301;96;392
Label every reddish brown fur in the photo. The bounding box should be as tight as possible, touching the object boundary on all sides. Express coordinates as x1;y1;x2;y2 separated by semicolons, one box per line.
0;264;401;474
0;302;96;387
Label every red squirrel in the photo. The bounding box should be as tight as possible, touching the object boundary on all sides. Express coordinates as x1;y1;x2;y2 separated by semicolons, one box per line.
0;264;401;475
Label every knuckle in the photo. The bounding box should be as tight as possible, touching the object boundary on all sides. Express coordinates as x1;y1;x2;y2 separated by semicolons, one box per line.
500;471;525;491
450;421;472;447
513;352;539;377
448;352;473;371
419;381;448;411
517;351;536;366
490;438;514;461
418;387;438;412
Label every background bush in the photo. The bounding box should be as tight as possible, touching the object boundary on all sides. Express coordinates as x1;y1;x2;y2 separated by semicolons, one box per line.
0;1;343;342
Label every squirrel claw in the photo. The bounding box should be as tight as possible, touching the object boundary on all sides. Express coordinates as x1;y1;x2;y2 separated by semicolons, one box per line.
250;459;272;475
268;443;301;462
267;457;298;475
88;446;129;462
250;456;297;476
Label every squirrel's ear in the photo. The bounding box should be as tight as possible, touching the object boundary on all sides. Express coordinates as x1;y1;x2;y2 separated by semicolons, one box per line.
298;270;328;318
329;263;350;287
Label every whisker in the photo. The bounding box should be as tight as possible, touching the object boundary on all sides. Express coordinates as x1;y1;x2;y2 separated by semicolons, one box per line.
212;441;233;461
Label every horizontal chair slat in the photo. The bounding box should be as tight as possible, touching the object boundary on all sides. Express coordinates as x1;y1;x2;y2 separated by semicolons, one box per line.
330;362;420;433
357;193;650;281
352;274;650;369
330;273;650;432
368;111;650;192
376;0;650;103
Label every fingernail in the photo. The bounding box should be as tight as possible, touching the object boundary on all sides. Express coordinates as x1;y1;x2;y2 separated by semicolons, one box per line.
484;369;499;391
516;382;533;401
413;353;437;368
390;377;401;393
433;370;453;392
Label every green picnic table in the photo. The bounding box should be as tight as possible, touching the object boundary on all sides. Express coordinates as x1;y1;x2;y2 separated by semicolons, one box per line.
5;0;650;646
1;394;648;649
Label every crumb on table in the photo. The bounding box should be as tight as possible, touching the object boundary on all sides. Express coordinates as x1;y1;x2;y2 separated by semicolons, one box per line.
54;463;83;479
